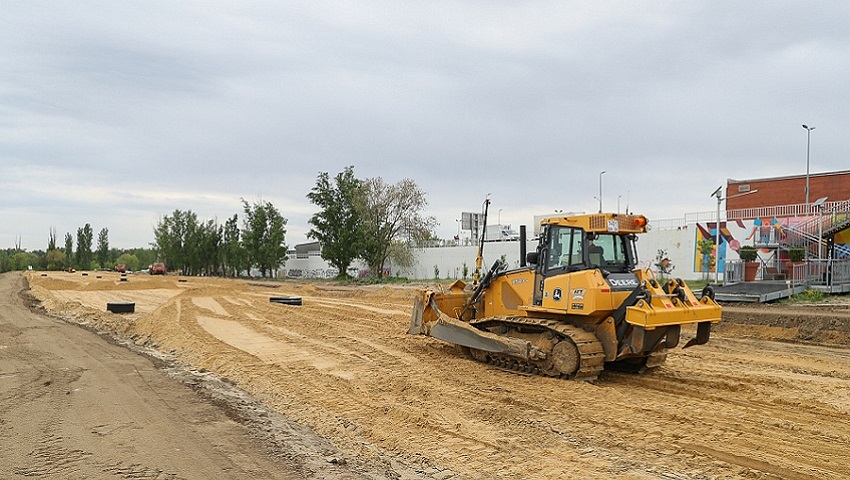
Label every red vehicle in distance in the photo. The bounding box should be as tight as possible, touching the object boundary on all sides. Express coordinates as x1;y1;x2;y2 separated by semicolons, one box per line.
150;262;166;275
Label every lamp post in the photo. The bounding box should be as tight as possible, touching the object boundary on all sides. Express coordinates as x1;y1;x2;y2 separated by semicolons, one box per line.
498;209;503;225
598;171;606;213
711;186;760;284
803;124;815;214
617;195;622;214
712;187;723;285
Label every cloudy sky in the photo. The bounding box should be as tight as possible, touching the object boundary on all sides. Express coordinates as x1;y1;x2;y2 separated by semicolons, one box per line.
2;2;848;250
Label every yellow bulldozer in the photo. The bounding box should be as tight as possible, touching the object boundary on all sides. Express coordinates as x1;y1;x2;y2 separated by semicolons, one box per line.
409;203;721;381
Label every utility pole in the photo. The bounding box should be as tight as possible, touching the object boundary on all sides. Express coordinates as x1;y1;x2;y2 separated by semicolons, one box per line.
803;124;815;214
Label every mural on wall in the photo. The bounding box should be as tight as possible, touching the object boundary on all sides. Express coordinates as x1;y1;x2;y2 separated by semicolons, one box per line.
694;221;742;274
695;216;850;272
744;216;790;246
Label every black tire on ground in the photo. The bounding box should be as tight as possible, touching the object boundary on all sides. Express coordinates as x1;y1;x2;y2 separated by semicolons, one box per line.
41;273;47;277
107;302;135;314
178;279;188;283
269;296;302;306
82;273;88;276
96;276;102;279
120;278;128;282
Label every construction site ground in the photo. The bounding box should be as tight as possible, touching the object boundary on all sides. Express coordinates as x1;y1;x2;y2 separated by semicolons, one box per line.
7;270;850;479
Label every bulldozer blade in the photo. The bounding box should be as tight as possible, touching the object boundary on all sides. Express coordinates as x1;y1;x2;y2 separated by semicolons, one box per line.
415;298;544;361
409;294;425;335
683;321;712;349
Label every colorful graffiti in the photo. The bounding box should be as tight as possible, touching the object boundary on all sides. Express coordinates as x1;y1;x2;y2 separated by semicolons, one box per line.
694;215;850;273
694;221;744;273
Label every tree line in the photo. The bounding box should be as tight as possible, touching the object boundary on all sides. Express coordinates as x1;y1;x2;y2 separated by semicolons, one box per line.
152;199;287;277
0;225;158;273
1;170;435;279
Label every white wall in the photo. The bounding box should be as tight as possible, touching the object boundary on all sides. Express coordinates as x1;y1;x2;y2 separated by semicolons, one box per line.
282;216;839;281
284;228;704;280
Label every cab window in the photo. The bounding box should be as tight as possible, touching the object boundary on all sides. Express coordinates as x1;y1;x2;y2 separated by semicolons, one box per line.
546;226;582;271
587;233;632;272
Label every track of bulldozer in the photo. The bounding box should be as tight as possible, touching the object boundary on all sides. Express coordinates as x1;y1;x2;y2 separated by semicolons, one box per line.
468;316;607;381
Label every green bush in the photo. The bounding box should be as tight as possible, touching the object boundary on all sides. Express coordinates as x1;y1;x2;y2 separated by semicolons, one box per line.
739;246;758;262
788;247;806;262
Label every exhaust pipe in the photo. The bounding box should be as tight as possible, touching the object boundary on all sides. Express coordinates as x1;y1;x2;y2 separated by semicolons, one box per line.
519;225;527;267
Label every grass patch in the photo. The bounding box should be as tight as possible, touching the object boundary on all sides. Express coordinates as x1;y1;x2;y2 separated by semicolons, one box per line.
684;279;711;291
782;289;825;304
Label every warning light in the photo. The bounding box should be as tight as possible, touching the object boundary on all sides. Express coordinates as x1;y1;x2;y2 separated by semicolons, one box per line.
634;216;648;227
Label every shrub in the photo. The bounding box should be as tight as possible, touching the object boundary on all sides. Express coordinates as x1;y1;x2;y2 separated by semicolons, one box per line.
739;246;758;262
788;247;806;262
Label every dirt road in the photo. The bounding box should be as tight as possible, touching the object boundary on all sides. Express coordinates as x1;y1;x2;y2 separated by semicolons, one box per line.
21;271;850;479
0;272;414;479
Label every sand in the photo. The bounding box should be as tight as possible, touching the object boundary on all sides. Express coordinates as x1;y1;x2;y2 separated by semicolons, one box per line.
26;270;850;479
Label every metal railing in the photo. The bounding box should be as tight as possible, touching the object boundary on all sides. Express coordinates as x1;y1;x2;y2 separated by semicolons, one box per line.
804;259;850;286
726;199;850;221
725;258;850;288
787;262;807;286
650;211;720;230
780;202;850;259
723;260;743;284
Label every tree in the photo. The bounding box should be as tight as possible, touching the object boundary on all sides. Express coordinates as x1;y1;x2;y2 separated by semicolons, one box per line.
307;166;363;278
97;228;110;268
356;177;436;277
132;248;157;271
45;249;66;270
187;218;221;276
697;238;715;280
75;224;94;270
221;214;246;277
63;233;74;269
47;227;57;252
10;251;38;271
654;249;674;282
241;199;287;278
115;252;140;272
154;210;197;275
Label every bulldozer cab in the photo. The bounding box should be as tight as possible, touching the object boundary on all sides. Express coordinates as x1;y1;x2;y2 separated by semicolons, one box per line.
532;214;644;306
541;227;635;273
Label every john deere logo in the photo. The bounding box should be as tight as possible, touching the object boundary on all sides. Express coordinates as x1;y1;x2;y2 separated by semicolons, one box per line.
553;288;562;301
606;273;640;291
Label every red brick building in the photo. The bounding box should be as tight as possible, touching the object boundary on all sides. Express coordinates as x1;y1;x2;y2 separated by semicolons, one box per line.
726;170;850;218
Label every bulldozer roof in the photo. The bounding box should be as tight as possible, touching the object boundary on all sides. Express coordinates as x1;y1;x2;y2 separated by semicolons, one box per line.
539;213;649;234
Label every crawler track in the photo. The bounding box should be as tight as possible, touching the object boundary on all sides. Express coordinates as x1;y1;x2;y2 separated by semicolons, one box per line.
469;316;606;381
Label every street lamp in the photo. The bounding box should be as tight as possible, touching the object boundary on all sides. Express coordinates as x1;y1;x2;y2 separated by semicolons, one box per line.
803;124;815;214
617;195;622;214
498;209;503;225
712;187;723;285
711;186;759;284
598;171;606;213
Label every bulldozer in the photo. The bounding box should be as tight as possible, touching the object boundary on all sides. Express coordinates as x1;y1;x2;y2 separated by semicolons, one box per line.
409;202;721;381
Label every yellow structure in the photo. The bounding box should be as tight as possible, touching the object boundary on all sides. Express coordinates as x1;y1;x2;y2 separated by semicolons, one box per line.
410;212;722;380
